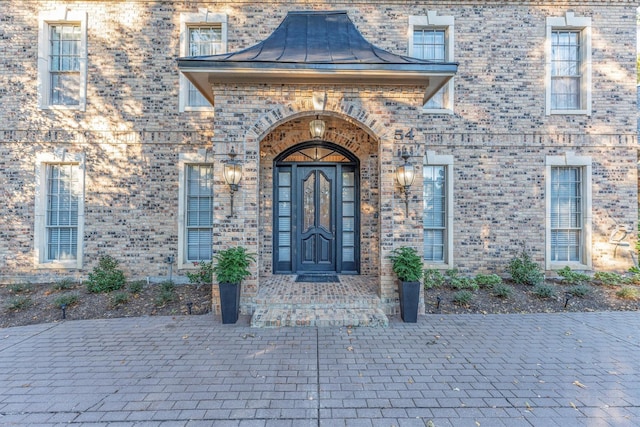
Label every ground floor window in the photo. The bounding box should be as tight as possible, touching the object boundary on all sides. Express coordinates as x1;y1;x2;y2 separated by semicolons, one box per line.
35;152;85;269
550;167;582;262
186;164;214;261
46;164;80;261
423;165;446;261
178;154;214;268
423;152;454;268
546;153;592;269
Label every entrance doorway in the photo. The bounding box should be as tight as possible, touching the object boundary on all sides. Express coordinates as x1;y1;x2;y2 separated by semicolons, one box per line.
273;142;359;275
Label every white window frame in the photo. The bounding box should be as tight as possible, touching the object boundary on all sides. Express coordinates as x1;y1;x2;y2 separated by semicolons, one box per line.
179;10;228;112
37;8;88;111
423;151;454;269
178;152;215;269
409;12;454;114
545;152;592;270
545;12;592;115
34;150;85;269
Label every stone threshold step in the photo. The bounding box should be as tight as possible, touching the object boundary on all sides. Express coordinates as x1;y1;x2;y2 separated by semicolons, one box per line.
250;307;389;328
252;300;382;310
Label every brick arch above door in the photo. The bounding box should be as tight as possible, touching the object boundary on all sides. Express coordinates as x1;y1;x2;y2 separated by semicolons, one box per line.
257;113;381;278
243;98;388;148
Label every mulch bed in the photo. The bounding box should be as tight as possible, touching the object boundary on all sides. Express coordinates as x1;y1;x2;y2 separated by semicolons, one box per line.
0;281;211;329
424;279;640;314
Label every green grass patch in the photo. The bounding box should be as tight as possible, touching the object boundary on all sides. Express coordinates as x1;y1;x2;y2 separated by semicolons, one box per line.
567;284;591;298
128;280;145;295
616;287;640;300
452;290;474;306
53;293;79;308
532;283;556;299
52;278;75;291
424;269;445;289
8;283;33;294
593;271;625;286
6;296;32;311
154;281;176;307
475;274;502;289
492;283;514;299
110;292;130;307
557;267;591;285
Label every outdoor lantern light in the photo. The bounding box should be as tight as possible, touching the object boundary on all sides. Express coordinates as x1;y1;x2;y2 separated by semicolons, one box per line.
224;146;242;216
395;146;415;216
309;116;326;139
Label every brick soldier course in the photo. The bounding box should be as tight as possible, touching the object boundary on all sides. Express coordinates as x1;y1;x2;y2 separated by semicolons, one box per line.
0;312;639;426
0;1;637;321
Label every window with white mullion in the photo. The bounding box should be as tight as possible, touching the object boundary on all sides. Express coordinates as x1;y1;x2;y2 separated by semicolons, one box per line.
49;24;81;106
46;164;79;261
423;165;447;262
186;165;214;261
550;167;583;262
551;30;581;110
187;25;222;107
414;28;446;109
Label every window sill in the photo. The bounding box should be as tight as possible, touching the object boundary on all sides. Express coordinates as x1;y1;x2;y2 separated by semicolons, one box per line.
39;104;85;112
179;261;210;270
421;108;454;115
36;260;81;270
182;106;214;113
423;262;453;270
548;261;590;272
548;109;589;116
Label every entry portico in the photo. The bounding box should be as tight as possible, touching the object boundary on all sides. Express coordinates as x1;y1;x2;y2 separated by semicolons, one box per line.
178;10;457;323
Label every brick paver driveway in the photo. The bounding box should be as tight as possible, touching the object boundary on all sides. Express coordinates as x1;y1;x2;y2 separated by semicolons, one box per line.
1;312;639;426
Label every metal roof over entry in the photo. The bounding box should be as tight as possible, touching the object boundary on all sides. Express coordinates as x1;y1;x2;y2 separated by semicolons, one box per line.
178;10;458;105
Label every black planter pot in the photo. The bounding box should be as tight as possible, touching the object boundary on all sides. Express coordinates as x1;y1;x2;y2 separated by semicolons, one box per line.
218;282;241;324
399;281;420;323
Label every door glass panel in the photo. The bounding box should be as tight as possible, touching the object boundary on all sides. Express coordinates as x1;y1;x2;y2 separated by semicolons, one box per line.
279;216;290;230
277;170;292;264
303;173;315;232
319;172;331;231
343;202;354;216
278;171;290;186
343;217;354;231
342;171;354;186
342;186;354;201
341;171;356;266
278;186;290;201
278;247;290;262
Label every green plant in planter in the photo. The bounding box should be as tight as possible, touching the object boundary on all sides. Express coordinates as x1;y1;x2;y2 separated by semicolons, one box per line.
388;247;423;282
212;247;256;284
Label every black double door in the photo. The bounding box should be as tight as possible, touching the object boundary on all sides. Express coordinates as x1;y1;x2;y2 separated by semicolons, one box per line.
274;161;359;275
297;166;336;272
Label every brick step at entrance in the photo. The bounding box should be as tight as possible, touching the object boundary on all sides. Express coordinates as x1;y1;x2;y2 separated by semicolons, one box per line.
251;307;389;328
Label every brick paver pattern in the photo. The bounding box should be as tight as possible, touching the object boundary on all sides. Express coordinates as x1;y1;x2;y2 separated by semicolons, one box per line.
1;312;639;426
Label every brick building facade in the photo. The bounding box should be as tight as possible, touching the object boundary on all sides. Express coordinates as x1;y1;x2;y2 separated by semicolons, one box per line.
0;1;637;319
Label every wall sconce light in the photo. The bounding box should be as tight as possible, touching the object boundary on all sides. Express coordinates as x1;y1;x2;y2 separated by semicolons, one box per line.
395;146;415;217
223;146;242;216
309;116;326;139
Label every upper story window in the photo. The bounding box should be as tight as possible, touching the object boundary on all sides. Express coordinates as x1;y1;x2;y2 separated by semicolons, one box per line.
546;12;591;115
409;12;454;114
38;9;87;110
187;26;223;107
50;24;81;106
179;10;227;112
